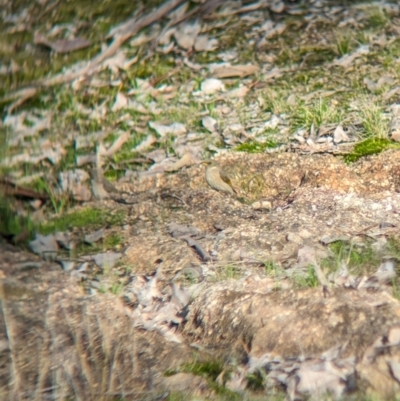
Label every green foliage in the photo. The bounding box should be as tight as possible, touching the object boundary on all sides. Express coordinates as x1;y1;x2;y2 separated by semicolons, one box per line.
392;278;400;300
261;90;291;115
165;359;241;400
387;237;400;259
181;360;224;381
358;100;389;138
31;177;70;215
0;196;35;241
293;265;319;288
322;240;381;276
39;208;125;234
110;281;124;295
264;261;280;276
224;265;242;279
235;140;278;153
291;98;343;132
344;138;400;163
364;5;389;29
335;31;354;56
112;137;144;164
214;264;242;281
75;233;123;256
246;369;265;391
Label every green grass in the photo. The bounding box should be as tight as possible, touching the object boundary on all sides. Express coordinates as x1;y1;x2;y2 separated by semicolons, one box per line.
74;232;123;256
364;5;390;29
0;196;35;240
38;207;125;234
321;240;381;276
235;140;278;153
246;370;266;392
335;31;354;56
165;359;241;400
213;264;242;281
291;98;344;132
292;265;319;288
358;99;389;138
264;261;281;276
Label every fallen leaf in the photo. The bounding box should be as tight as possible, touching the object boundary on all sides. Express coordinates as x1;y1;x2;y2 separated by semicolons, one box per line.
147;149;166;163
194;34;218;51
226;85;250;98
211;64;259;78
93;252;122;269
84;229;105;244
134;135;157;152
34;32;91;53
112;92;129;111
149;121;187;137
202;116;218;132
29;233;59;260
332;45;369;68
103;131;130;156
165;152;198;171
333;125;349;144
75;130;109;149
197;78;225;95
76;154;97;167
101;50;138;72
173;20;201;50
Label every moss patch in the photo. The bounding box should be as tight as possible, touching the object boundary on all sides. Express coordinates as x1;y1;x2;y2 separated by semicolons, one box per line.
344;138;400;163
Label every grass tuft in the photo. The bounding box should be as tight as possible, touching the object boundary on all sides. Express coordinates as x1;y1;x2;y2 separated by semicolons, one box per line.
38;207;125;234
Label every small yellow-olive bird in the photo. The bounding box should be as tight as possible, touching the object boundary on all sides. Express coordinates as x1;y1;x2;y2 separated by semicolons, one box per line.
203;160;236;195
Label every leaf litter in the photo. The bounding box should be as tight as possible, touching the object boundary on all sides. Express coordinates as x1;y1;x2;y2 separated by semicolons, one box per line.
4;0;400;399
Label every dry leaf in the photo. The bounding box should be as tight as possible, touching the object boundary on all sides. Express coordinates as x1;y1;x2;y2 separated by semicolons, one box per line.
149;121;187;137
165;152;198;172
197;78;225;95
101;50;138;72
147;149;166;163
29;233;59;259
332;45;369;68
34;32;92;53
134;135;157;152
194;34;218;51
75;130;109;149
202;116;218;132
93;252;122;269
211;64;259;78
333;125;349;144
112;92;129;111
173;20;201;50
104;131;130;156
226;85;250;98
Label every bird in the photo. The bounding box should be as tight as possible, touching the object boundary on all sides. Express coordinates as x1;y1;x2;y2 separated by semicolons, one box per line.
203;161;236;195
89;169;118;200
